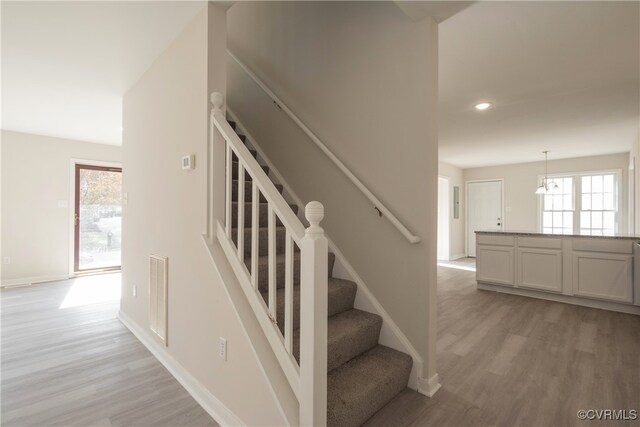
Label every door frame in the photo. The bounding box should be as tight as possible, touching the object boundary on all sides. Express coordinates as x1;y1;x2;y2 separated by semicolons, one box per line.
69;159;123;276
465;178;505;257
437;175;451;261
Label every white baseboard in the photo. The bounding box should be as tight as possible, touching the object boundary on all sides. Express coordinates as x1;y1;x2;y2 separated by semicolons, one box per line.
450;253;466;261
117;311;244;426
1;274;70;288
417;373;441;397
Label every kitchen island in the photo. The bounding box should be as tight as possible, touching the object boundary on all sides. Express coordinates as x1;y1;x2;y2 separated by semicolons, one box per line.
475;231;640;314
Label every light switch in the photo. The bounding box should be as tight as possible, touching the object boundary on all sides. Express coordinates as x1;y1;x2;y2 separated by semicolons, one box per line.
57;200;68;208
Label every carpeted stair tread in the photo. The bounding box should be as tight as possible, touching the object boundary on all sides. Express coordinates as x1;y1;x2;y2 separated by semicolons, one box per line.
293;309;382;372
327;345;413;427
231;201;299;228
262;277;358;335
231;226;289;258
232;180;284;202
250;252;336;292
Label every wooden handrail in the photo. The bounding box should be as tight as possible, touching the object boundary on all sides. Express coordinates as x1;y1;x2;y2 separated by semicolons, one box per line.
228;50;421;244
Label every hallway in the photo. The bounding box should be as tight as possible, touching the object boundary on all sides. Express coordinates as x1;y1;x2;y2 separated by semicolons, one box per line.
0;274;216;427
365;264;640;426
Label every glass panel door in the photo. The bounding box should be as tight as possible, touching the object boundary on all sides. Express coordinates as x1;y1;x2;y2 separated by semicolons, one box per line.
74;164;123;272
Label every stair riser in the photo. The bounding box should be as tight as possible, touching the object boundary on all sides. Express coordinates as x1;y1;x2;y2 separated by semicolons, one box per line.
231;227;288;258
327;347;413;427
270;281;357;335
293;316;382;372
253;256;300;292
231;181;284;203
231;203;299;228
326;320;381;372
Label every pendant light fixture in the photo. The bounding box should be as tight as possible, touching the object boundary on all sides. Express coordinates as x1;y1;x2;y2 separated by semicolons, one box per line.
535;151;559;194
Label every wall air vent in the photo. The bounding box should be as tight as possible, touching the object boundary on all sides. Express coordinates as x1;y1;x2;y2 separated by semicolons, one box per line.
149;254;168;345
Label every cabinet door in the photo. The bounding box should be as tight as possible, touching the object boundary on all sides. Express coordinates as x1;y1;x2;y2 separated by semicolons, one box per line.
517;248;562;293
572;252;633;303
477;245;514;286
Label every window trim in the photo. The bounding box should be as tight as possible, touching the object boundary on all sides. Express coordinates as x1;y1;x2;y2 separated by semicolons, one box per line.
537;169;622;234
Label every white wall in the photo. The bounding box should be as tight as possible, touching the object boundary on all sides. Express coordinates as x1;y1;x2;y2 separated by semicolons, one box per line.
228;2;439;382
1;130;122;284
438;161;465;259
463;153;630;237
119;5;286;425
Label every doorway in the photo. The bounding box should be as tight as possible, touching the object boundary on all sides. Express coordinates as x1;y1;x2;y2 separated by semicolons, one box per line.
74;164;123;273
437;177;450;260
466;180;503;257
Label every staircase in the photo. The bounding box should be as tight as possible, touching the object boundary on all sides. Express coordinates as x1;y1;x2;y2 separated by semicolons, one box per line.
226;119;413;427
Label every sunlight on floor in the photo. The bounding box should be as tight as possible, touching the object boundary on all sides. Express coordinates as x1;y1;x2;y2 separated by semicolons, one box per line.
59;272;121;309
437;260;476;272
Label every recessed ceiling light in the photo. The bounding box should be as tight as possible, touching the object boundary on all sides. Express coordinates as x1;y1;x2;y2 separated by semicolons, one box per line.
120;127;124;131
475;102;492;110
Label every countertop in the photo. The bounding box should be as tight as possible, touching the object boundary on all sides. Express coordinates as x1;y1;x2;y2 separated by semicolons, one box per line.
475;230;640;241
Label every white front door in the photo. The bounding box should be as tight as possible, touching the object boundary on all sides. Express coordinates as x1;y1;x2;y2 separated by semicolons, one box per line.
467;180;503;257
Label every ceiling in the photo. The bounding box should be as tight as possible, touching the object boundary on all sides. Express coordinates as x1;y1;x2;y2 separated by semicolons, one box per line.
394;1;474;23
1;1;205;145
439;1;640;169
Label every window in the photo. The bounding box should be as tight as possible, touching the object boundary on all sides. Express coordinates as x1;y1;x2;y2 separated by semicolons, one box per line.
580;174;617;235
542;177;573;234
540;171;619;235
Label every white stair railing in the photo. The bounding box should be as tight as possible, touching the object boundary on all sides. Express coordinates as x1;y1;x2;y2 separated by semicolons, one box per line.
208;92;328;426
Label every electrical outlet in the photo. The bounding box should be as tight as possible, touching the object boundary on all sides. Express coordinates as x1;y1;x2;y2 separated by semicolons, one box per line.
132;285;137;297
123;192;128;205
2;256;10;265
219;337;227;361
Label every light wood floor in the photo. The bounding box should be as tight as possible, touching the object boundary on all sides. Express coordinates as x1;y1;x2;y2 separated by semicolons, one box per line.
1;273;217;427
3;267;639;427
364;264;640;427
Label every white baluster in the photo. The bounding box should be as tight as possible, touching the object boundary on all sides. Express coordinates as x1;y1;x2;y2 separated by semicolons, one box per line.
268;205;277;324
237;163;245;259
284;230;294;352
299;202;328;427
251;181;259;289
225;143;232;238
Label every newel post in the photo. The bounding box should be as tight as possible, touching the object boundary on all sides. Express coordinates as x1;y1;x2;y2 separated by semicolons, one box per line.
299;201;328;426
209;92;226;239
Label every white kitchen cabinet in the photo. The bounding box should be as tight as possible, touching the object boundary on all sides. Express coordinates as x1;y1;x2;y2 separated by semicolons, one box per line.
476;245;514;286
517;248;563;293
572;251;633;303
474;232;640;315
